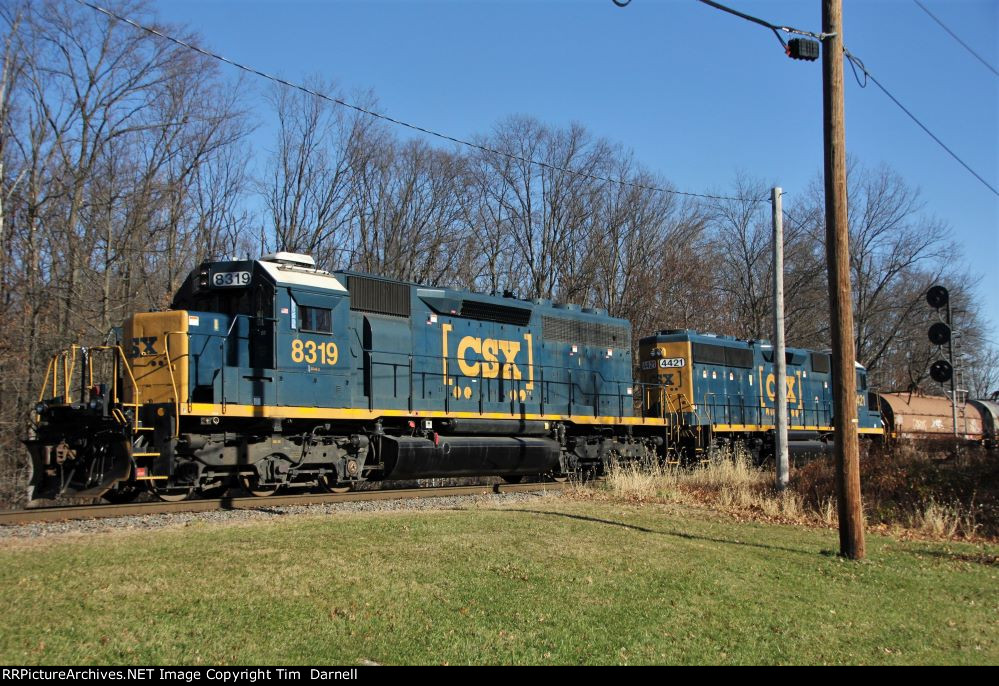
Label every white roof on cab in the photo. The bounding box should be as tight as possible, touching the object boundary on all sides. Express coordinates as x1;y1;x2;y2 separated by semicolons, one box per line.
257;253;347;292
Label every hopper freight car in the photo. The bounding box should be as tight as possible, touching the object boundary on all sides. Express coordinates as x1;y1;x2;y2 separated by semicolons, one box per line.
969;398;999;449
876;392;994;446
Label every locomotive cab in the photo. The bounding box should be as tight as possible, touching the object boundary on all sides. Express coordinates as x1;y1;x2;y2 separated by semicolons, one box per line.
171;252;351;410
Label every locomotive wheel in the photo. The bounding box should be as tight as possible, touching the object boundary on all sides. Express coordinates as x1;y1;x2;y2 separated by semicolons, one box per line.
149;482;195;502
317;473;351;494
501;475;524;484
240;474;279;497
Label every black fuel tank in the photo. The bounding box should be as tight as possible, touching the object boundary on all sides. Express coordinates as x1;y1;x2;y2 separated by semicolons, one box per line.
380;435;561;480
436;418;550;436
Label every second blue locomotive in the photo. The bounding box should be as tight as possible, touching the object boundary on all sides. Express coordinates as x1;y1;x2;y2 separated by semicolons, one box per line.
637;329;883;457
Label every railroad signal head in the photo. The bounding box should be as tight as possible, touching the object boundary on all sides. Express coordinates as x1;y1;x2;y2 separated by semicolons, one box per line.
929;359;953;384
928;322;951;346
787;38;820;61
926;285;949;309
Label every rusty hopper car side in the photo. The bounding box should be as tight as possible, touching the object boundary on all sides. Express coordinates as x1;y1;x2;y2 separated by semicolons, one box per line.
878;392;985;442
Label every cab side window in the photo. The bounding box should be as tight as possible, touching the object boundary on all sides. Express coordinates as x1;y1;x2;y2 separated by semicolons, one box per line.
300;306;332;334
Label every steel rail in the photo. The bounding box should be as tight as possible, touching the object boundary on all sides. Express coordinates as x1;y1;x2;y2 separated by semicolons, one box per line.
0;481;574;526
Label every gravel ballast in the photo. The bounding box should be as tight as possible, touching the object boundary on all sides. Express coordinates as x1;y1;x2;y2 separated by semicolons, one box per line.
0;490;563;541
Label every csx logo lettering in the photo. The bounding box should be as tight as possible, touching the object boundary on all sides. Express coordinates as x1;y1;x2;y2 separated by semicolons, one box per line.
457;336;524;380
765;374;798;404
442;324;534;391
129;337;157;357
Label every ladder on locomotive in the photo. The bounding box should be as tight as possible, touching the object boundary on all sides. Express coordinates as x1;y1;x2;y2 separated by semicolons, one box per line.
125;332;185;473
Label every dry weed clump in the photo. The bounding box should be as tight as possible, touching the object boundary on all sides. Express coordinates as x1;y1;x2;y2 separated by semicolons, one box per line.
793;441;997;539
602;446;805;521
684;447;766;491
593;440;996;541
908;499;960;538
603;460;680;503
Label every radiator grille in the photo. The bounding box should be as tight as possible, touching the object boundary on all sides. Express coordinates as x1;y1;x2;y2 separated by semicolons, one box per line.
542;315;630;349
347;276;410;317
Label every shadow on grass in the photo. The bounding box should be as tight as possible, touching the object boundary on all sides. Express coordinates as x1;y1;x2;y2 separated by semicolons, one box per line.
483;508;818;557
897;547;998;567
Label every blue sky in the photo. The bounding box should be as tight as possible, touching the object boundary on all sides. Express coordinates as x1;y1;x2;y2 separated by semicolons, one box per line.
148;0;998;343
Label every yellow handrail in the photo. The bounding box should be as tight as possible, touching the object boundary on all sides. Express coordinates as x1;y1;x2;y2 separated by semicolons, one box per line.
64;348;77;402
37;356;55;403
39;344;142;431
162;331;185;437
110;344;140;431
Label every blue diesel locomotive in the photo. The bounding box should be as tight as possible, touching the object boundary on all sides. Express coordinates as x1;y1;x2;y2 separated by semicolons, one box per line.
26;253;883;502
637;329;883;456
27;252;660;501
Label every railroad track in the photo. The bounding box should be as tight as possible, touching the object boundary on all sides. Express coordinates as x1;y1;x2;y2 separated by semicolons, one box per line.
0;481;573;526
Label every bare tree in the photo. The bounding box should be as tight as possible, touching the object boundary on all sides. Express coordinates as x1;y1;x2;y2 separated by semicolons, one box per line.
707;175;773;339
469;116;613;300
0;0;251;501
586;157;707;336
350;137;469;285
262;80;375;268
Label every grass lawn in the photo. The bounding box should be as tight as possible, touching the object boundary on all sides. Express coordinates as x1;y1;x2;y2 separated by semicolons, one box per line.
1;497;995;665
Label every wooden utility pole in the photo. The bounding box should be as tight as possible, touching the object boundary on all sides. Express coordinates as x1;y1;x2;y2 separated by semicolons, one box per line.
771;187;789;490
822;0;865;560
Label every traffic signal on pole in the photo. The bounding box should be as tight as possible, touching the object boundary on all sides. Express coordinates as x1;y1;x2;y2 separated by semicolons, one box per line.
930;360;953;384
926;285;953;385
926;285;949;309
787;38;820;61
928;322;951;346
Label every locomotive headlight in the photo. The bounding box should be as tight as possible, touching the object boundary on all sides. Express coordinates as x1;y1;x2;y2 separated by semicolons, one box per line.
34;403;46;415
89;399;100;410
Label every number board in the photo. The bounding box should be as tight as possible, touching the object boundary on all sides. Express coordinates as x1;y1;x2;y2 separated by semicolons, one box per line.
212;271;251;288
659;357;686;368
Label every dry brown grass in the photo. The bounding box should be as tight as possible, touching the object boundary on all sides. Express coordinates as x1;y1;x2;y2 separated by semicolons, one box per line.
605;460;678;502
793;441;997;540
908;499;960;538
589;442;995;541
598;446;797;521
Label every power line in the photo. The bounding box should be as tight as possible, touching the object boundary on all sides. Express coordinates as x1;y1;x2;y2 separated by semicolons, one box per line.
694;0;831;51
690;0;999;198
843;48;998;197
913;0;999;78
74;0;761;205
